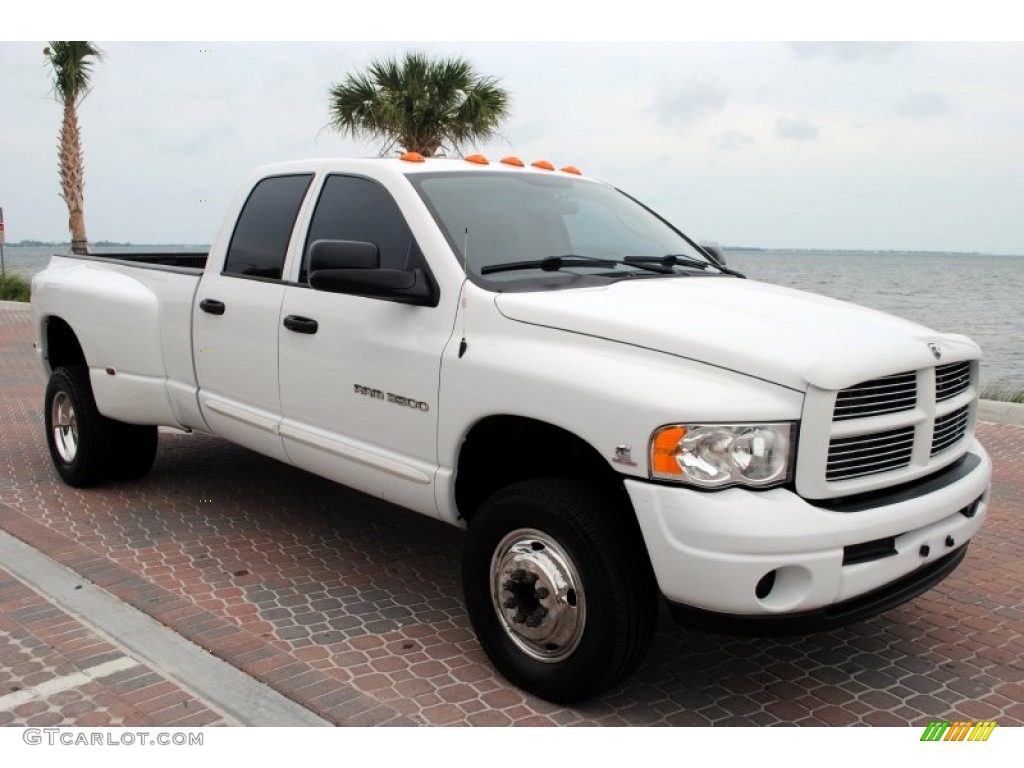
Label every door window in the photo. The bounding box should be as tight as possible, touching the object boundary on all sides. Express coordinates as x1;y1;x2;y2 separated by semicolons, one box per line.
223;174;313;279
301;175;426;283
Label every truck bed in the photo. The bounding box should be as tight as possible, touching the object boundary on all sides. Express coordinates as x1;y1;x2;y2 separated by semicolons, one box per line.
32;253;206;430
71;251;208;272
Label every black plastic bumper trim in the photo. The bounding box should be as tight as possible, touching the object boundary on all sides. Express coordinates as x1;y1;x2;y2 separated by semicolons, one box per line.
666;544;968;637
812;452;981;513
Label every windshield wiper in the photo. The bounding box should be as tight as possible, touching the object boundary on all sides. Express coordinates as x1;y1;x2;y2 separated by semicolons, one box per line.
624;254;746;278
481;255;618;275
624;254;711;270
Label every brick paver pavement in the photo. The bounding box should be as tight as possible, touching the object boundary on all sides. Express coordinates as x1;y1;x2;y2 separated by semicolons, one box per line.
0;565;235;727
2;303;1022;726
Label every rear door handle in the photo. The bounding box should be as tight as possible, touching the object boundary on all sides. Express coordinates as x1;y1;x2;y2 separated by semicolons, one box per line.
199;299;226;315
283;315;318;334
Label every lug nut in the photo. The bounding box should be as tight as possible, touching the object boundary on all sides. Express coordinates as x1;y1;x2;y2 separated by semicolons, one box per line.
534;587;550;599
919;544;930;557
946;535;955;547
503;597;517;609
510;569;527;582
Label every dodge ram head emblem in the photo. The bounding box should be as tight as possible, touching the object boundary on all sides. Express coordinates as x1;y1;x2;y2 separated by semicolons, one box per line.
613;444;637;467
928;343;942;360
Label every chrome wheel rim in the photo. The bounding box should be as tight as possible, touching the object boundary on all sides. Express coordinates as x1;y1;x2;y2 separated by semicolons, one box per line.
490;528;586;663
51;391;78;463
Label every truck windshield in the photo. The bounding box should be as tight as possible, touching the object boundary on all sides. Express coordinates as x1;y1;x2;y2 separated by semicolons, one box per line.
411;171;722;289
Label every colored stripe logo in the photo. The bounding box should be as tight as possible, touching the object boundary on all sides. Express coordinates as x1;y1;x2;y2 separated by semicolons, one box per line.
921;721;997;741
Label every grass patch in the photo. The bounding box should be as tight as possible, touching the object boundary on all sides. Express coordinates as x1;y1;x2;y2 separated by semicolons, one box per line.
981;383;1024;404
0;273;31;302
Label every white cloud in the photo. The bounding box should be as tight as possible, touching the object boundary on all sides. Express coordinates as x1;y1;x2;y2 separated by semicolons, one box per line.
775;116;820;141
652;79;728;127
789;42;910;62
712;130;755;150
895;91;951;118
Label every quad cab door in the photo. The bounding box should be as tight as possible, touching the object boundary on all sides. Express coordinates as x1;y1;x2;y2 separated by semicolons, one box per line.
277;174;455;518
193;173;314;462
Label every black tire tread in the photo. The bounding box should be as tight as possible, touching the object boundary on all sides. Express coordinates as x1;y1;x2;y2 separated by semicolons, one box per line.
44;366;113;487
107;422;158;481
463;477;657;703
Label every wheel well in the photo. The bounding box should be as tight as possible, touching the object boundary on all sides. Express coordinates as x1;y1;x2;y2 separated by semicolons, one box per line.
45;317;86;371
455;416;625;522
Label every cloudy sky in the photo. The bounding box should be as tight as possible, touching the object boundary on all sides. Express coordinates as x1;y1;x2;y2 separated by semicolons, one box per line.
2;12;1022;254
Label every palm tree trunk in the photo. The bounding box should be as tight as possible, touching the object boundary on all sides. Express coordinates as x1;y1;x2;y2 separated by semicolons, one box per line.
59;102;89;255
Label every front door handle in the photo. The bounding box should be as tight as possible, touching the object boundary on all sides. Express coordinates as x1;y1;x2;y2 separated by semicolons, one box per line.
283;315;318;334
199;298;226;315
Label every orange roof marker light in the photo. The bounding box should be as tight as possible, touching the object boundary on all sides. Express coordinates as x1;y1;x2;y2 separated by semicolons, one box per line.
465;154;489;165
500;156;524;167
400;152;425;163
531;160;555;171
560;166;582;176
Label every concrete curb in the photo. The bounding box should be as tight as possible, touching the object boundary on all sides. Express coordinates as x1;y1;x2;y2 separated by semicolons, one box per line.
0;530;332;727
978;399;1024;427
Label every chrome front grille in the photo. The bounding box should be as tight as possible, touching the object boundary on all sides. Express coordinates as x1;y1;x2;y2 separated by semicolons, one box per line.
833;372;917;421
936;362;971;402
797;358;979;500
827;426;915;481
932;405;970;456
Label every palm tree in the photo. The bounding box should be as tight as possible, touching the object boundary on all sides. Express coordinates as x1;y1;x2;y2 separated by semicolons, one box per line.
328;52;510;157
44;41;103;255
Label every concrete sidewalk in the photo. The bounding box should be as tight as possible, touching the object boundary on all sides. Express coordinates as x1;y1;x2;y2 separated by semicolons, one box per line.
0;531;330;727
0;557;237;727
2;302;1023;726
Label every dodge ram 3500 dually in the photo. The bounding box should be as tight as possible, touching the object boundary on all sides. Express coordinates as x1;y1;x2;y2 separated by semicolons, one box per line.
31;155;992;703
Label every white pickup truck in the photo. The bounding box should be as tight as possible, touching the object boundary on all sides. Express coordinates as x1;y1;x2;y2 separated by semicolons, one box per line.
31;155;992;703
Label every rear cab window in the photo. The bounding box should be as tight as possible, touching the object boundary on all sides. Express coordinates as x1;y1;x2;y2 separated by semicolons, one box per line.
223;174;314;280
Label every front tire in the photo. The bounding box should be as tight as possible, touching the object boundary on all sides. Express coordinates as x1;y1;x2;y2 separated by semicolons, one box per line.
462;478;657;704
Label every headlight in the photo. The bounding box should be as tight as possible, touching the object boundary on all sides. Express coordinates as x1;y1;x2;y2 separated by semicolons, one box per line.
650;423;794;488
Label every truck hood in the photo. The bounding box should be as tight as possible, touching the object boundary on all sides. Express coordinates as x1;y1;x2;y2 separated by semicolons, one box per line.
494;277;980;391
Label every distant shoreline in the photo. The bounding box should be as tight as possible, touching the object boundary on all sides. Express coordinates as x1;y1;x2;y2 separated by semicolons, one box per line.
4;242;1022;259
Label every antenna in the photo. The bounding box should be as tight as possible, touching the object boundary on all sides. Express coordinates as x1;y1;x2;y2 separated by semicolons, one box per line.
459;227;469;358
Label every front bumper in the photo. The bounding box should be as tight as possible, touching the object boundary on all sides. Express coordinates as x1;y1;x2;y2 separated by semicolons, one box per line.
624;440;991;622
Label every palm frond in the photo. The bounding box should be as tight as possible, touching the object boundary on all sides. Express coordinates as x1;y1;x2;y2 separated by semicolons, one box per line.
44;41;104;106
327;51;511;157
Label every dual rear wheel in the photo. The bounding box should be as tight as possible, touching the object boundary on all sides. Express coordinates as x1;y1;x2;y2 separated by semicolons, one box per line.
44;366;157;487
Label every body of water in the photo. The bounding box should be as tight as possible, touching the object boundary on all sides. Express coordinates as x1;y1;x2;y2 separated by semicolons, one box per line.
4;245;1022;389
726;249;1024;391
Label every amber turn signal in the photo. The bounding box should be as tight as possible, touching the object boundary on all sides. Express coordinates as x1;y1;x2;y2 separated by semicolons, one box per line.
652;427;687;476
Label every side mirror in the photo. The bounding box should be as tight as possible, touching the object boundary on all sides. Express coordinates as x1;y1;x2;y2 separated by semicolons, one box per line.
307;238;438;307
308;239;380;272
700;242;727;266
